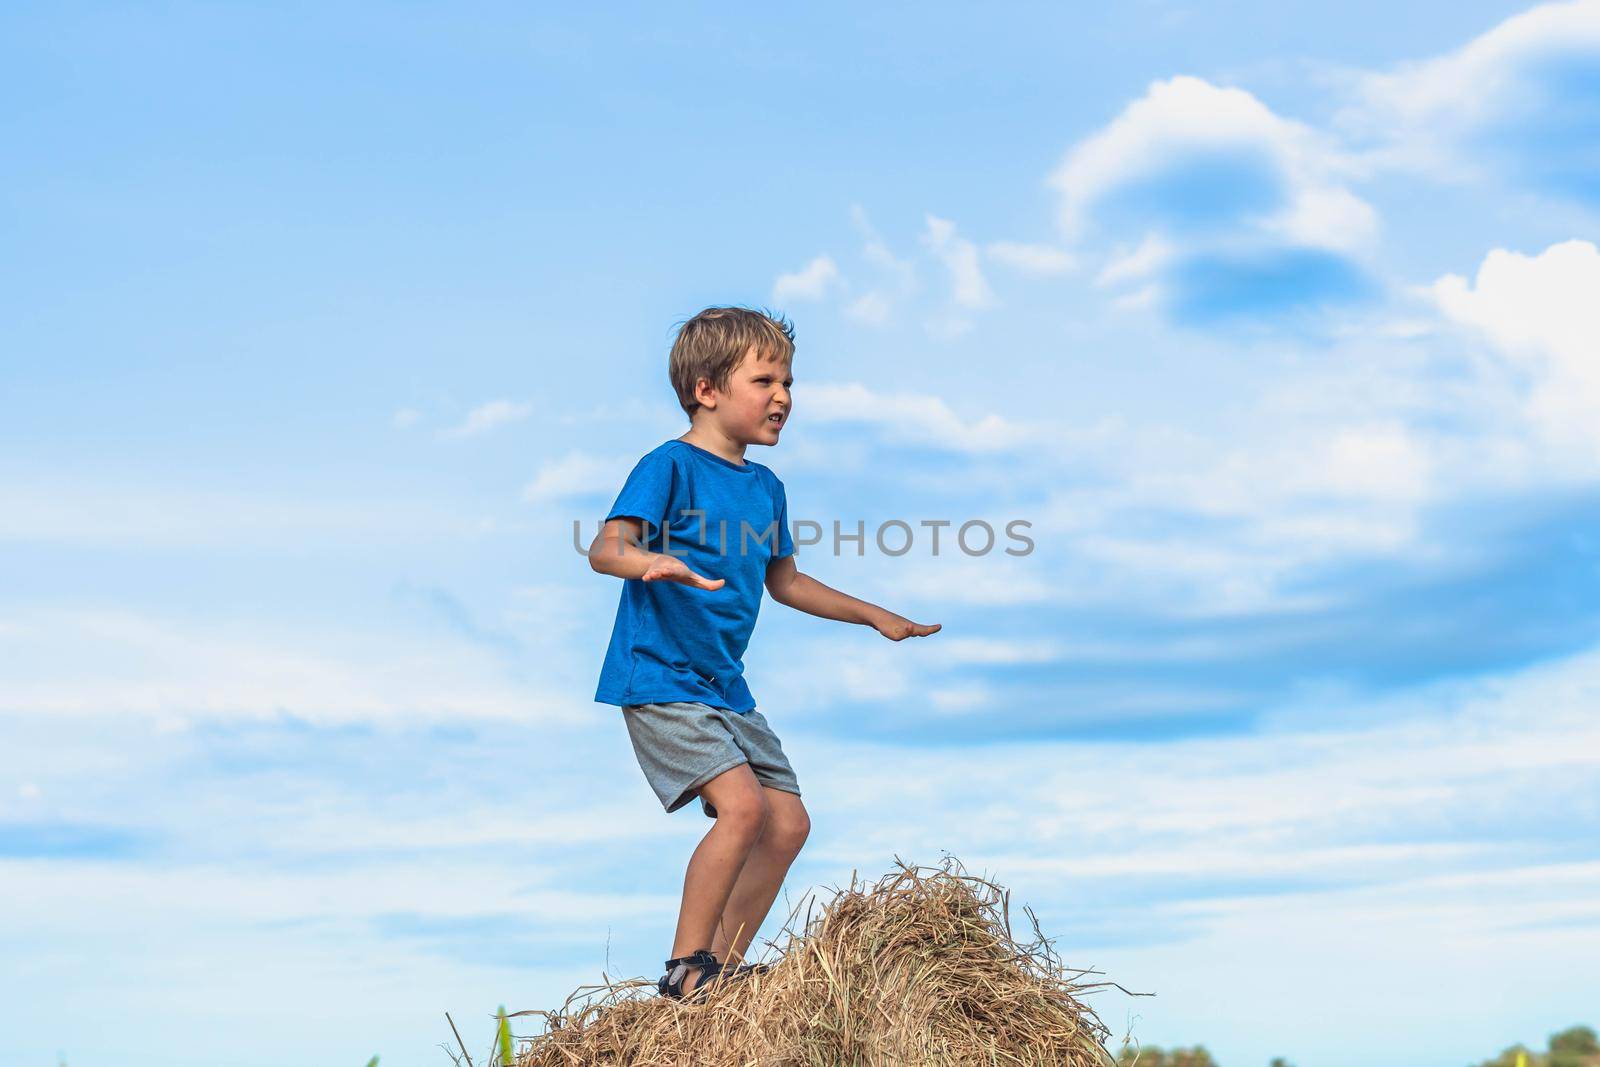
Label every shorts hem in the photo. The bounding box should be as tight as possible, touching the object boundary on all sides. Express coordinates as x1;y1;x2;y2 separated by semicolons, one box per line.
665;755;750;813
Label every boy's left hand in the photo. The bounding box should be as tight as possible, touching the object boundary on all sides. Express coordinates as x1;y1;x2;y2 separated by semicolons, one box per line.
871;611;941;641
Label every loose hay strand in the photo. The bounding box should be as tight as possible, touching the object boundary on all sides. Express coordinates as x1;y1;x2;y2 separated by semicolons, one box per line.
506;855;1119;1067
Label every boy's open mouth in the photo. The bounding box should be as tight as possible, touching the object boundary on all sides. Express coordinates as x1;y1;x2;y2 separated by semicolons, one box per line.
767;411;786;425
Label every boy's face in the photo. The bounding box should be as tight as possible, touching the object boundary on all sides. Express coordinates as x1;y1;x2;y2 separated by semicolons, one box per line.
698;347;792;444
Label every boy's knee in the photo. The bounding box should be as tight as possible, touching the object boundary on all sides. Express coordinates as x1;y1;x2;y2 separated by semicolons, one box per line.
708;784;769;834
769;807;810;853
724;803;769;843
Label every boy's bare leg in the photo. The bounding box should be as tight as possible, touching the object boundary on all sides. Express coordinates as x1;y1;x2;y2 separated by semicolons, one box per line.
711;787;811;967
668;763;769;993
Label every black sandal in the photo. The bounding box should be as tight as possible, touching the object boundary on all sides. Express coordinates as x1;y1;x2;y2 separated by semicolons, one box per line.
657;950;768;1000
658;949;722;1001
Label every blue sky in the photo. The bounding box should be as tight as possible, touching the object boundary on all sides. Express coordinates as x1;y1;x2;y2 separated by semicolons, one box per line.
3;2;1599;1065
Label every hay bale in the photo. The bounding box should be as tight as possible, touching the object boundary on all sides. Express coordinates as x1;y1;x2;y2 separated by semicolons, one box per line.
511;855;1118;1067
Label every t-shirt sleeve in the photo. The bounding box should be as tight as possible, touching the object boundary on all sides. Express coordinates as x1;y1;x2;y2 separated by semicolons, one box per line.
772;476;796;560
605;450;676;534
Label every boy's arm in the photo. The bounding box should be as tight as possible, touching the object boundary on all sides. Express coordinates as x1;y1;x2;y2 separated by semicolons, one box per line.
764;555;940;640
588;517;725;590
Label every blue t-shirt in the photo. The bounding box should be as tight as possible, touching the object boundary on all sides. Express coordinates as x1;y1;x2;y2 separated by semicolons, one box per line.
595;438;796;714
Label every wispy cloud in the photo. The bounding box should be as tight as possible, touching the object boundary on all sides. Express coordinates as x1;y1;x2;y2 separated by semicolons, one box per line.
442;399;533;438
522;449;632;505
798;380;1041;454
1335;0;1600;204
917;214;995;339
0;481;471;547
851;204;918;294
844;290;892;325
772;254;841;302
838;204;920;327
985;240;1077;274
0;607;586;726
921;215;995;310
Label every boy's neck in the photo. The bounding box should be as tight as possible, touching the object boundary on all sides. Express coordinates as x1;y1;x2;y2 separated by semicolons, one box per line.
677;425;747;467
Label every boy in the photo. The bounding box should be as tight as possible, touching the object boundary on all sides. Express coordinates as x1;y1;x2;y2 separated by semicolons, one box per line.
587;306;940;1001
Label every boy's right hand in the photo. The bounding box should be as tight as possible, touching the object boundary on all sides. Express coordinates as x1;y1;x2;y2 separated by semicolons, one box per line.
641;553;725;591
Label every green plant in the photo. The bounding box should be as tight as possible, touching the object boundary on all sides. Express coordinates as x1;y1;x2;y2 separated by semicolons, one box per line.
497;1003;514;1066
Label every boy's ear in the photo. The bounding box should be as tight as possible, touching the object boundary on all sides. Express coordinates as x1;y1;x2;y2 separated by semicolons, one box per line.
693;375;719;409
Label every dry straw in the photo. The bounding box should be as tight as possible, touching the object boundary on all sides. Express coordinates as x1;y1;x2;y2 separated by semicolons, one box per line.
501;855;1121;1067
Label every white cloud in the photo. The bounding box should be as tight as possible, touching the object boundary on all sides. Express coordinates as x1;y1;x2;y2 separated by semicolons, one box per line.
921;214;995;310
1110;283;1161;311
800;380;1040;454
442;399;533;438
1430;238;1600;463
831;204;920;328
921;312;975;341
754;633;918;710
985;241;1077;274
1013;407;1449;617
844;291;892;326
0;482;472;548
851;204;917;293
928;682;995;715
1094;232;1177;287
771;255;841;302
1065;531;1352;617
931;638;1063;665
783;360;1462;619
7;634;1600;1067
1063;412;1436;515
1334;0;1600;181
1048;74;1377;253
522;449;631;505
786;208;1025;331
762;633;1600;1067
553;397;675;427
0;608;586;726
1198;419;1436;508
885;555;1059;607
791;634;1600;864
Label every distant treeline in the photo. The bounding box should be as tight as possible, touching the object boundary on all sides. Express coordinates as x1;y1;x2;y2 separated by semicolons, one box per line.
1114;1024;1597;1067
1115;1047;1224;1067
1474;1026;1600;1067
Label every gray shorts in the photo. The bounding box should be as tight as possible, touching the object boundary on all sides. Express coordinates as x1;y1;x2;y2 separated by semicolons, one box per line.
621;701;801;818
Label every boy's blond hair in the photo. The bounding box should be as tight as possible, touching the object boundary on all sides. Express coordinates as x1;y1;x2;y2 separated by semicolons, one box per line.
668;306;795;419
